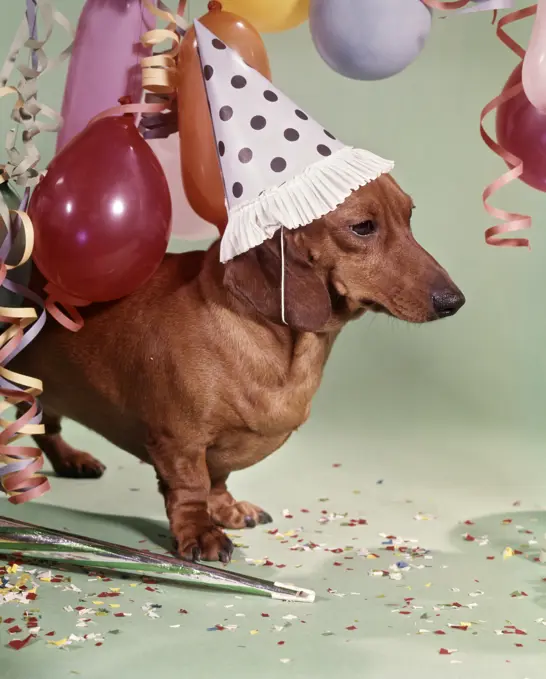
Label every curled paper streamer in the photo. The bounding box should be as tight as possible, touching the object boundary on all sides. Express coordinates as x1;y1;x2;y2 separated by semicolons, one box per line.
0;515;315;602
139;1;188;140
0;0;73;503
141;1;188;95
479;5;536;247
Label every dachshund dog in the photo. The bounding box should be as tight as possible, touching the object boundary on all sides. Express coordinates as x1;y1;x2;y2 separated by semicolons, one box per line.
12;174;464;562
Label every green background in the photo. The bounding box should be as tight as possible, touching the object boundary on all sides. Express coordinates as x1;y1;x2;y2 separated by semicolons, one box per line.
1;2;546;678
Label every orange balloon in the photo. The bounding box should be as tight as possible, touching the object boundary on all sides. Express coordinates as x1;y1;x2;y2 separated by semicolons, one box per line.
177;5;271;233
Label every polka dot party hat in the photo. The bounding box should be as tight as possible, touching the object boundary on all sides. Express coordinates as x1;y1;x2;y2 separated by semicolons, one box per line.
194;20;395;263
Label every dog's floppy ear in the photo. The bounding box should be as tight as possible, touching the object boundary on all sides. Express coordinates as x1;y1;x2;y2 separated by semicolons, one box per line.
224;230;331;332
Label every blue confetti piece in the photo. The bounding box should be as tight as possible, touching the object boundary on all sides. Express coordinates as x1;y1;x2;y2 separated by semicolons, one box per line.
207;627;218;632
396;561;409;569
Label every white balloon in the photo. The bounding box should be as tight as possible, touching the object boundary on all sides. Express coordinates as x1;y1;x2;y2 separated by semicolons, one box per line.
147;135;219;242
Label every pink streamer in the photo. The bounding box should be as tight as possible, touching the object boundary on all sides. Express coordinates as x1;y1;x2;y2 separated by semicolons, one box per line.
479;5;537;247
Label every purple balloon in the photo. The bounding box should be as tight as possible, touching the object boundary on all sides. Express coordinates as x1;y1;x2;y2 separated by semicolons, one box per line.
496;62;546;194
310;0;432;81
56;0;156;152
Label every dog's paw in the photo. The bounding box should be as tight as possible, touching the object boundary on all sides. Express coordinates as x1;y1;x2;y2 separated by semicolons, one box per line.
176;525;234;563
210;501;273;530
53;451;106;479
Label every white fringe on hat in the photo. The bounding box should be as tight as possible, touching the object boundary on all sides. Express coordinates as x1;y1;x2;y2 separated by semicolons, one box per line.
220;146;394;263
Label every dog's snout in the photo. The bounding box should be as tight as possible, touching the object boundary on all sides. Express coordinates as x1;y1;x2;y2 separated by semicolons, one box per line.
431;288;465;318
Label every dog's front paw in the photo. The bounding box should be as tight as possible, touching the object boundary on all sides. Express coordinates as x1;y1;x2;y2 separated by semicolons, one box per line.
175;525;234;564
210;500;273;530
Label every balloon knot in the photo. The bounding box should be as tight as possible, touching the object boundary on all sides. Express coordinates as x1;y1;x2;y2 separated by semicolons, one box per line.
208;1;222;12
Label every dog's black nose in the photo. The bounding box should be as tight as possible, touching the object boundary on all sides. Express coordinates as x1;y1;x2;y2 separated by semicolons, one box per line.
431;288;465;318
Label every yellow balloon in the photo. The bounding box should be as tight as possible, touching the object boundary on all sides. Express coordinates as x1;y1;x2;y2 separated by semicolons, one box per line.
219;0;310;33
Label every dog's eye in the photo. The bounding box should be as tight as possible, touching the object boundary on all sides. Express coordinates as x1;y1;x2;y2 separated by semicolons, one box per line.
351;220;377;237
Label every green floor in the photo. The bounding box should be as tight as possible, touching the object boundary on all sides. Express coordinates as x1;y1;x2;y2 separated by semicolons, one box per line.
2;417;546;679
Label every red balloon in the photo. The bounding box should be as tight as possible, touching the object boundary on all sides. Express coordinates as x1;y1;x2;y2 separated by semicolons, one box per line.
496;62;546;193
29;114;171;302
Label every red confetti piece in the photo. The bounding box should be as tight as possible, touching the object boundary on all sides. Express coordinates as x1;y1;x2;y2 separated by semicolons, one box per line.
276;564;286;569
399;611;412;616
25;592;37;600
8;635;35;651
75;606;85;611
45;631;55;637
98;592;120;598
267;529;278;535
264;560;274;567
515;643;523;647
333;562;342;567
439;648;456;655
300;509;309;513
464;520;475;525
215;625;225;631
515;629;527;635
95;642;103;647
3;618;15;624
450;626;468;631
278;641;285;646
464;534;476;542
346;625;357;631
487;556;495;560
145;586;156;592
114;613;128;618
332;464;341;468
179;609;188;615
434;631;446;635
8;626;22;634
261;613;270;618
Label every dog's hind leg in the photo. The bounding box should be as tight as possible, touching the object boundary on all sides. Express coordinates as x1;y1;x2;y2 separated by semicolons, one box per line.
17;407;106;479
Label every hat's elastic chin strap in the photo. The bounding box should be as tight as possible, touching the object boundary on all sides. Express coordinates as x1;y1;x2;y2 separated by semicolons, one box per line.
280;226;288;327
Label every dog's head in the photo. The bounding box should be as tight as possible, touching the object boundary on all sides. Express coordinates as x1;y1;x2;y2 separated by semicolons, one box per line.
224;174;465;332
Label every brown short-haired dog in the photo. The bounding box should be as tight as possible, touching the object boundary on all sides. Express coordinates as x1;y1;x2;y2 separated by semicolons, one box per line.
12;174;464;562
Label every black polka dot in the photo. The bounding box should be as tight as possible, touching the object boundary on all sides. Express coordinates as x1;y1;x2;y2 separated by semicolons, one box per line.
324;130;336;140
284;128;300;142
295;109;308;121
317;144;332;157
204;65;213;80
264;90;278;102
219;106;233;122
250;115;266;130
231;75;247;89
238;148;253;164
233;182;243;198
218;141;225;157
271;157;287;173
212;38;226;50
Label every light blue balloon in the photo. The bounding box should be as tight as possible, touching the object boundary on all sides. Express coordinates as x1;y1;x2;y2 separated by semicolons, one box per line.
310;0;433;81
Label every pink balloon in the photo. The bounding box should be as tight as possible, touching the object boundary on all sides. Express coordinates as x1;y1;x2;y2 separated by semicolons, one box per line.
56;0;155;152
496;62;546;193
522;0;546;113
147;135;219;241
